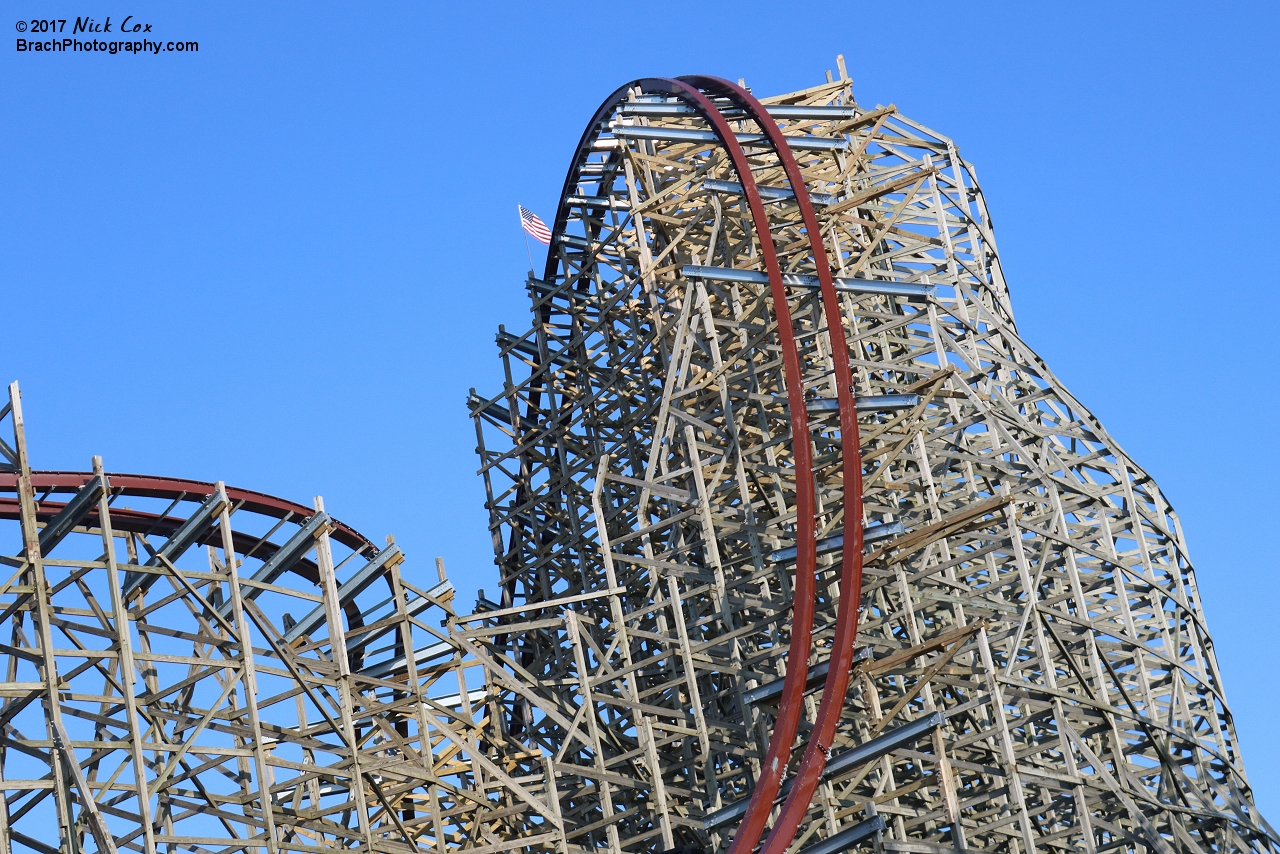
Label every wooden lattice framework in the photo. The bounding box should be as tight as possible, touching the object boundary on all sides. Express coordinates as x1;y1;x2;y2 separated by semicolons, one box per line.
0;382;557;853
467;62;1279;854
2;59;1275;854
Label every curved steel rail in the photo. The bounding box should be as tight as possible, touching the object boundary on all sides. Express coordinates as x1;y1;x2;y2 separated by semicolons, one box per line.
535;77;824;839
0;470;375;552
0;470;384;635
677;76;868;854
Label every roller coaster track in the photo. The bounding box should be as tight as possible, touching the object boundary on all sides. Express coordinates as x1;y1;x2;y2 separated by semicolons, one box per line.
2;59;1278;854
496;73;864;854
0;384;543;853
537;74;867;854
679;76;865;854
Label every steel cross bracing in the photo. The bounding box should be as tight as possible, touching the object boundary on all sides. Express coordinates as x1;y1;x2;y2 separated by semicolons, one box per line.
0;383;561;854
468;63;1279;854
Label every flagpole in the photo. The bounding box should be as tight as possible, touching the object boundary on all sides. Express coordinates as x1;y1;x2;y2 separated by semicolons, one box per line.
518;205;535;276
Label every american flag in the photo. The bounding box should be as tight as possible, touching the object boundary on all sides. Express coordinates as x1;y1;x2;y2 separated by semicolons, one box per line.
519;205;552;245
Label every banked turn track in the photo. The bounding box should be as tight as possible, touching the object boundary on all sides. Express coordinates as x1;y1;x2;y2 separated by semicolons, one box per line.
469;64;1280;854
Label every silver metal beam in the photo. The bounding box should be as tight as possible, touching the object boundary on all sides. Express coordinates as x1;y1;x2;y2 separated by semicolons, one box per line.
217;511;331;619
703;715;941;831
770;522;905;564
743;646;873;705
38;474;107;555
703;178;837;207
612;124;849;152
359;639;455;680
123;485;229;598
798;816;886;854
621;102;858;121
682;264;937;300
281;543;406;643
807;394;921;414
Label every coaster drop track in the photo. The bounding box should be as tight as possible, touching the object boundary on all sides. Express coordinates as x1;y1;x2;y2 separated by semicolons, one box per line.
477;74;876;854
542;77;871;854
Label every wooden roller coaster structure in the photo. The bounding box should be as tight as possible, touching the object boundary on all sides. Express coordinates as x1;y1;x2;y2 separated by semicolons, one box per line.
467;61;1279;854
0;60;1274;854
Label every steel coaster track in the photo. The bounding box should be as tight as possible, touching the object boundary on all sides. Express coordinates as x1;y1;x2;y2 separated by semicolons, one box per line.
531;76;868;854
677;76;867;854
0;470;386;635
0;470;375;552
532;80;821;815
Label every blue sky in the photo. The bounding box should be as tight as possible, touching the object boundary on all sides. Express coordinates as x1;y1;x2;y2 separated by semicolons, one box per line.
4;0;1280;817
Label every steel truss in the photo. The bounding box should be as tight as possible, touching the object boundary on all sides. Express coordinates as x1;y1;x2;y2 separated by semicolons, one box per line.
468;63;1279;854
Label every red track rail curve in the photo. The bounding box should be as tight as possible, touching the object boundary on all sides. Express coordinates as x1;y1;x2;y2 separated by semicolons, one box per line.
0;470;380;634
535;78;824;842
684;77;868;854
0;471;375;553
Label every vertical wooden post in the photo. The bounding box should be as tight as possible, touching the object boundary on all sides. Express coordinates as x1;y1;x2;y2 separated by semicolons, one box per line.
218;490;280;853
7;382;77;850
97;456;158;854
311;496;375;848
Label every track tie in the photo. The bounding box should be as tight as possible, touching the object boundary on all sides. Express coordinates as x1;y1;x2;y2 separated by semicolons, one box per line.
703;178;837;207
703;713;942;831
683;264;936;301
613;124;849;151
743;647;874;705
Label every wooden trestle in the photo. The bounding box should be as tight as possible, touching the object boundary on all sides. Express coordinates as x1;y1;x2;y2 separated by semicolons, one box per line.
0;60;1274;854
467;62;1279;854
0;384;557;852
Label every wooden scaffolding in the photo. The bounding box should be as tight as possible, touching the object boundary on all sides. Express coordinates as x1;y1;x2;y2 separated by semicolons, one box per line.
0;382;555;853
0;59;1274;854
467;62;1278;854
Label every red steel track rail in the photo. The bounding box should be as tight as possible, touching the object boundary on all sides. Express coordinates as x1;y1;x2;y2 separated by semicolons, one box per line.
683;77;868;854
531;78;823;836
0;471;379;632
0;471;375;553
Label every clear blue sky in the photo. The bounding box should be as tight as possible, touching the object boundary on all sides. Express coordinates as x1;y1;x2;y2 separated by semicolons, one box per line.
4;0;1279;816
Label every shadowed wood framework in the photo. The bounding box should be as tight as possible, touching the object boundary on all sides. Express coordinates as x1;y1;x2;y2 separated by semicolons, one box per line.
468;63;1279;854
